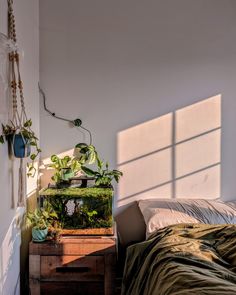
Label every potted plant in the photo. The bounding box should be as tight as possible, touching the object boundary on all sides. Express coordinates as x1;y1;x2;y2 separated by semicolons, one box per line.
81;158;123;188
26;203;58;242
49;154;82;188
0;119;41;177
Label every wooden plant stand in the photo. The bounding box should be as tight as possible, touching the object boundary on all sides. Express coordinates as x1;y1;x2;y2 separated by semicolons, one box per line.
29;234;117;295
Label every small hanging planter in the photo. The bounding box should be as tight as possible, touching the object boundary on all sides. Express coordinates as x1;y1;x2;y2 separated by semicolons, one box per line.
0;0;41;178
0;0;42;208
13;133;31;158
1;120;41;175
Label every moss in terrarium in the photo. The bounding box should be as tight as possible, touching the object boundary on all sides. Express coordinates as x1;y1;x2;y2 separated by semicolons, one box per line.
39;187;113;198
43;187;113;229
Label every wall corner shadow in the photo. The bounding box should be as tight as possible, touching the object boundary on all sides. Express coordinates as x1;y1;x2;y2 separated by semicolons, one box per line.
115;202;146;248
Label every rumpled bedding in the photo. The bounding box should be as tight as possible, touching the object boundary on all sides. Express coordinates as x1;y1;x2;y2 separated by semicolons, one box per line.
121;223;236;295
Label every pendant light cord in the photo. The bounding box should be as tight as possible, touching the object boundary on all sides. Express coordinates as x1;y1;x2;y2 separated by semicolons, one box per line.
38;83;92;145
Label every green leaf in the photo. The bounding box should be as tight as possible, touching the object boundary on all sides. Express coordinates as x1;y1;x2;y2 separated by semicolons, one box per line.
0;135;4;144
51;154;58;163
97;155;103;170
81;166;96;176
24;119;32;128
30;154;36;160
87;151;96;164
63;155;71;162
30;141;37;146
95;178;102;186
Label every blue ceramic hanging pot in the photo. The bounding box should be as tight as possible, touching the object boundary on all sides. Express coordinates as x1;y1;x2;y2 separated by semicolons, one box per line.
13;133;31;158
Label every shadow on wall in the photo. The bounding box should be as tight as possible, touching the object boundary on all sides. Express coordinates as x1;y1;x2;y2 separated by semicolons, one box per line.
0;211;22;295
20;191;38;295
117;94;222;207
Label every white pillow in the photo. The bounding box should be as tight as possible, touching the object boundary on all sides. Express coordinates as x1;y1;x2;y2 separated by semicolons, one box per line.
138;199;236;238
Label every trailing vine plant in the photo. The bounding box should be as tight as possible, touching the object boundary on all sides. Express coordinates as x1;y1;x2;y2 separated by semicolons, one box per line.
0;0;41;180
0;119;41;177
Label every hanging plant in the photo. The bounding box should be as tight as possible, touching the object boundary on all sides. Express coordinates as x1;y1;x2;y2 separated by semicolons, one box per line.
0;0;42;183
0;119;41;177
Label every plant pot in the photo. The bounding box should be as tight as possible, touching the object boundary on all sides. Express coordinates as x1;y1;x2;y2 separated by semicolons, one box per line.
61;168;74;181
73;147;83;159
13;133;31;158
32;227;48;242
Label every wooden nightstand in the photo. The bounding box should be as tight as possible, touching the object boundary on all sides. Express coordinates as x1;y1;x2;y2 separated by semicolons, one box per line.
29;234;117;295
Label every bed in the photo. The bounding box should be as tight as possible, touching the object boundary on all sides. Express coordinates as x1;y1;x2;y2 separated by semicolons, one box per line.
120;199;236;295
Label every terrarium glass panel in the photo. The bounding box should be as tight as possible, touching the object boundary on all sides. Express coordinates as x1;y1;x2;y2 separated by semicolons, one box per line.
39;187;113;233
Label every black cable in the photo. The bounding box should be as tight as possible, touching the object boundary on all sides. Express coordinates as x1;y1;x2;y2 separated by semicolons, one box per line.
38;83;92;145
80;126;92;146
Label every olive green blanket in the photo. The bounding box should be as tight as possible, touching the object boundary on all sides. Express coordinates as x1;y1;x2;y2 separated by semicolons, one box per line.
121;224;236;295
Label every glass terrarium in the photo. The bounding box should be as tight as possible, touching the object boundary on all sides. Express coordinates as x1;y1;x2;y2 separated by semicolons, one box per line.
39;187;113;235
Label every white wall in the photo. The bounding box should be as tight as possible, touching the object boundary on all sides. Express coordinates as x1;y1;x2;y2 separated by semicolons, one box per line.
39;0;236;236
0;0;39;294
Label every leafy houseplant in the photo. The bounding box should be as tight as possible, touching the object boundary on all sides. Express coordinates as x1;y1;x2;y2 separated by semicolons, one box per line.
74;143;99;165
50;144;123;188
49;155;81;187
82;159;123;188
0;119;41;177
26;204;58;242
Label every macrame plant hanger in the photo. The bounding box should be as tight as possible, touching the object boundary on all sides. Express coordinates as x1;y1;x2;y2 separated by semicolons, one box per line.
8;0;28;207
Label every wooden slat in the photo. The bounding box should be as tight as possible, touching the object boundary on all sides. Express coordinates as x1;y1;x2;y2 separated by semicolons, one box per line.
41;281;104;295
30;238;116;255
104;254;117;295
29;254;40;278
61;227;113;236
41;255;104;281
29;255;40;295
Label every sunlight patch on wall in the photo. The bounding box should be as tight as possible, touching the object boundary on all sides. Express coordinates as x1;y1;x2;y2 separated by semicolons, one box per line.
0;216;21;295
176;164;220;199
117;183;172;207
119;148;172;200
117;94;221;207
175;129;221;178
175;95;221;142
117;113;172;164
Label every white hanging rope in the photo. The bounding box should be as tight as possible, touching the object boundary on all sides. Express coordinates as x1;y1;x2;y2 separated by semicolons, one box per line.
8;0;27;207
18;158;25;207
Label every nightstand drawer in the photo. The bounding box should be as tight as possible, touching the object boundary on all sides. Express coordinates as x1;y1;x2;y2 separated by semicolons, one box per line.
41;282;104;295
41;255;104;281
29;235;117;295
